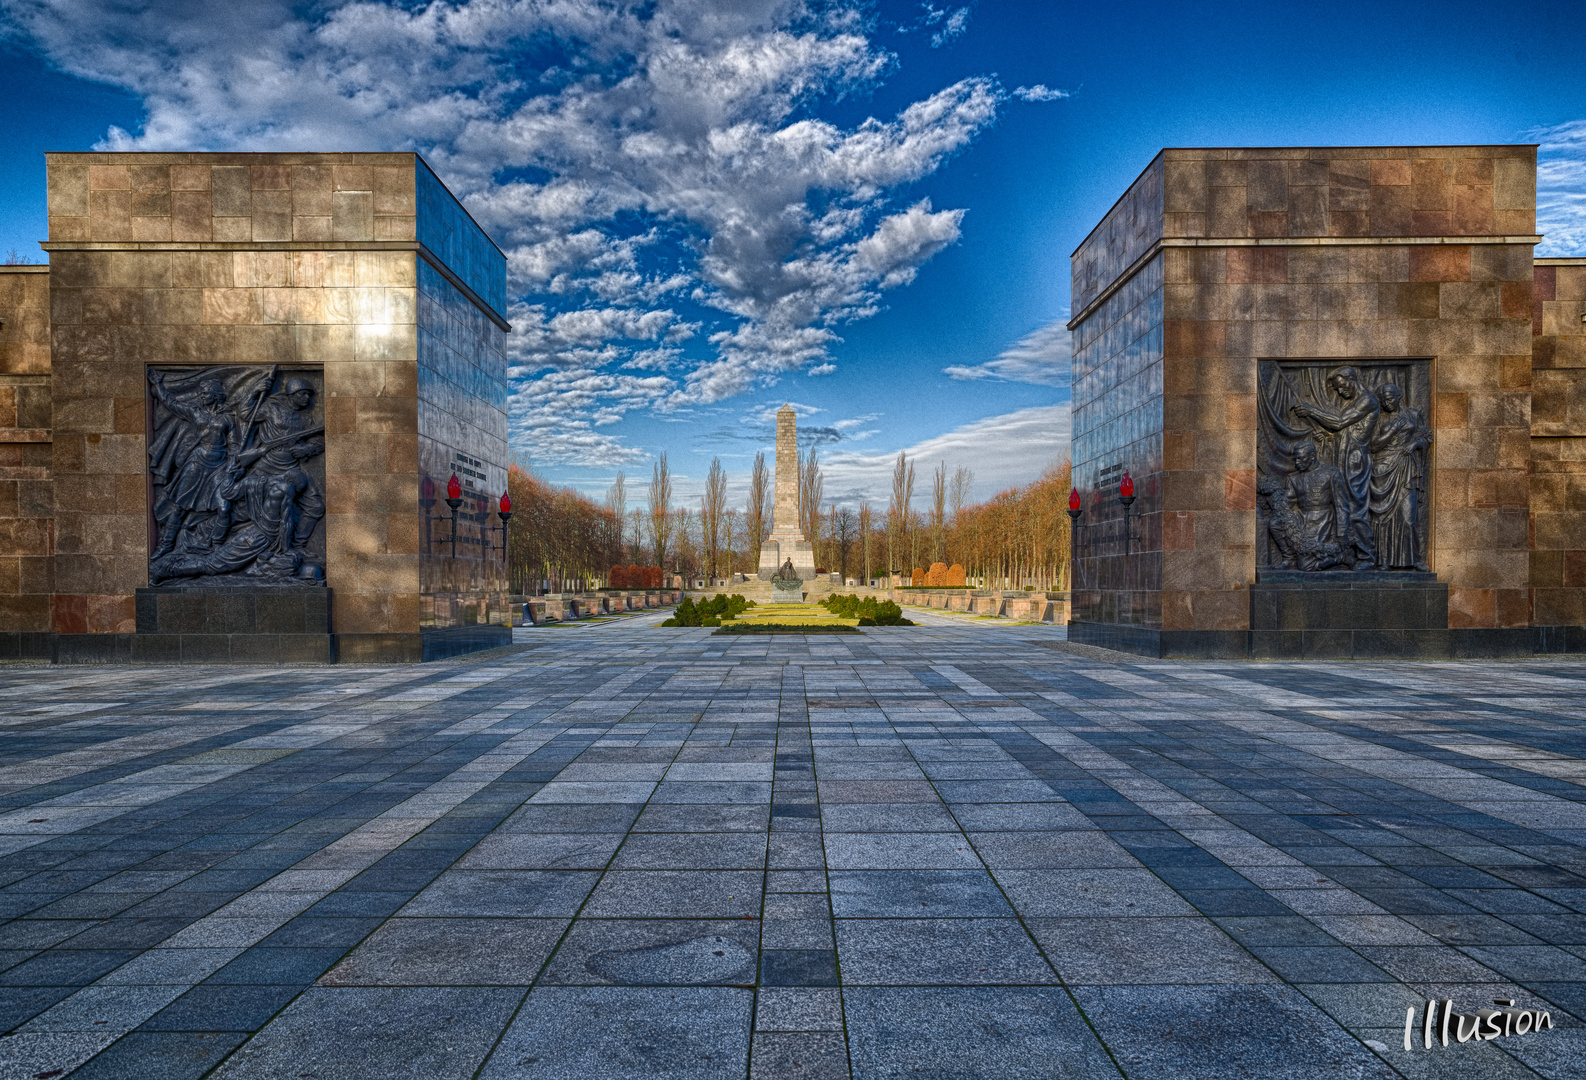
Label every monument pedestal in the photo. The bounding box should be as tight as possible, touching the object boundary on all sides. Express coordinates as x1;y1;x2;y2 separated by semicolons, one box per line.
118;587;336;664
757;538;816;581
1249;572;1451;659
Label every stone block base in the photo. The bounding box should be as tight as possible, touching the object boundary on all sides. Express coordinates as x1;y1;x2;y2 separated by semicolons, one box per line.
6;618;511;665
1073;611;1584;661
1250;572;1447;631
757;538;816;580
136;587;332;635
52;633;335;664
771;581;805;603
419;625;511;661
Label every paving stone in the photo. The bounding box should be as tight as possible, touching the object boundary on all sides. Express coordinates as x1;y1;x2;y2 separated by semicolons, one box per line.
456;832;623;869
828;869;1013;918
320;917;567;985
823;833;983;870
541;919;759;986
1028;916;1278;985
754;987;843;1031
4;624;1585;1079
994;869;1199;917
843;986;1118;1078
480;986;752;1079
749;1031;849;1080
835;918;1056;985
210;987;521;1079
1073;983;1400;1079
612;832;768;870
66;1032;249;1080
967;830;1143;869
398;870;599;917
583;870;764;918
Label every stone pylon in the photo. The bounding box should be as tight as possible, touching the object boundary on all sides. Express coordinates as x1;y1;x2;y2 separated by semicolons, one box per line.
758;404;817;581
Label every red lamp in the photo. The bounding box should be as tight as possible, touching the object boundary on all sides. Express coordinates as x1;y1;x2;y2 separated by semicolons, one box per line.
1119;471;1135;501
1067;487;1083;523
445;472;463;509
493;488;513;560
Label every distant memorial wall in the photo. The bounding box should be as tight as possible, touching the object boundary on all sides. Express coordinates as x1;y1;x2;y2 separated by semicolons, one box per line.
1068;145;1586;658
0;151;511;662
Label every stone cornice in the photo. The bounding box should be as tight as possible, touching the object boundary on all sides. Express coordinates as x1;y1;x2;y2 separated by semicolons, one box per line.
39;240;512;332
1068;234;1545;331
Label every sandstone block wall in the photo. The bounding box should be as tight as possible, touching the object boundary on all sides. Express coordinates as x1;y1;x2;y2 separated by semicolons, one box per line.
0;152;509;660
0;266;53;641
1531;257;1586;629
1071;145;1543;655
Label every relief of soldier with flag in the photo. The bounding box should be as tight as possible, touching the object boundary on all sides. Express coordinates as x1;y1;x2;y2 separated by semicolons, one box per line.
146;365;326;586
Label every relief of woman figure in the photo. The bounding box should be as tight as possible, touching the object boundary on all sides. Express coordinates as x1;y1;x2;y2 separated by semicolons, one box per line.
1368;383;1431;571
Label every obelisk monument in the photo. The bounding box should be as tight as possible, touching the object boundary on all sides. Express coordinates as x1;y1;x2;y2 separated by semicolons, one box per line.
757;404;817;581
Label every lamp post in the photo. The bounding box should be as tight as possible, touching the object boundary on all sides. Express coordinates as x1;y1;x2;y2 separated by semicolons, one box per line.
438;472;463;557
1118;470;1141;556
491;489;513;559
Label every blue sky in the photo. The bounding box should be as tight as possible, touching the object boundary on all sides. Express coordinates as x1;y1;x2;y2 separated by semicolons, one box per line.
3;0;1585;511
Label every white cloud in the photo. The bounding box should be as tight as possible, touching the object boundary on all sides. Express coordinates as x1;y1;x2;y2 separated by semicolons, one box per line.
747;400;823;424
923;4;971;48
855;199;964;288
1536;119;1586;257
2;0;1006;462
943;316;1071;387
1012;84;1069;102
819;404;1071;507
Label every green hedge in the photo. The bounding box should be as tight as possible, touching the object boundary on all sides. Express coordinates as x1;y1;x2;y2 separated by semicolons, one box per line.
818;594;914;625
713;623;861;634
661;593;755;627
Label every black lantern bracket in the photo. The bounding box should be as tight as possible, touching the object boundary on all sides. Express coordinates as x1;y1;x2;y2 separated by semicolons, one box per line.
1118;491;1143;555
488;507;512;558
430;473;465;556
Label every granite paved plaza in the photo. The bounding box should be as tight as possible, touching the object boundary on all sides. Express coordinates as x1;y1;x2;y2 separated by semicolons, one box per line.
1;616;1584;1079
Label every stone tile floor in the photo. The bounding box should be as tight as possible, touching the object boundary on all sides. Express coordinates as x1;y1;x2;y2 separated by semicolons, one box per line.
0;618;1582;1078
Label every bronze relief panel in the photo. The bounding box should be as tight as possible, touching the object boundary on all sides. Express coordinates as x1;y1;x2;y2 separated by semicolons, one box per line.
1257;359;1432;574
146;365;326;587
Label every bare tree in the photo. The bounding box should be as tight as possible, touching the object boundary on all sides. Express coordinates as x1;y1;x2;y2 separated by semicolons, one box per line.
950;466;974;522
722;508;740;579
607;471;627;563
858;502;872;584
648;452;673;573
628;508;645;562
931;461;947;563
888;451;907;582
831;506;857;580
673;506;694;580
747;450;770;573
702;457;727;580
799;446;823;564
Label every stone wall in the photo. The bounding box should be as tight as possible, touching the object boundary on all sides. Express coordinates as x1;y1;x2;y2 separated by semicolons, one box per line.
1531;257;1586;639
0;265;53;651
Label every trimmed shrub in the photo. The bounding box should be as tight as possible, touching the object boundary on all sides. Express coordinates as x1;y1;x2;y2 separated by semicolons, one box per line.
946;563;966;587
911;567;926;587
666;593;754;627
925;562;949;587
818;594;913;626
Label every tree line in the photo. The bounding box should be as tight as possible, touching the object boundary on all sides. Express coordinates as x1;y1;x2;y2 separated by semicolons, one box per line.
503;451;1072;593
